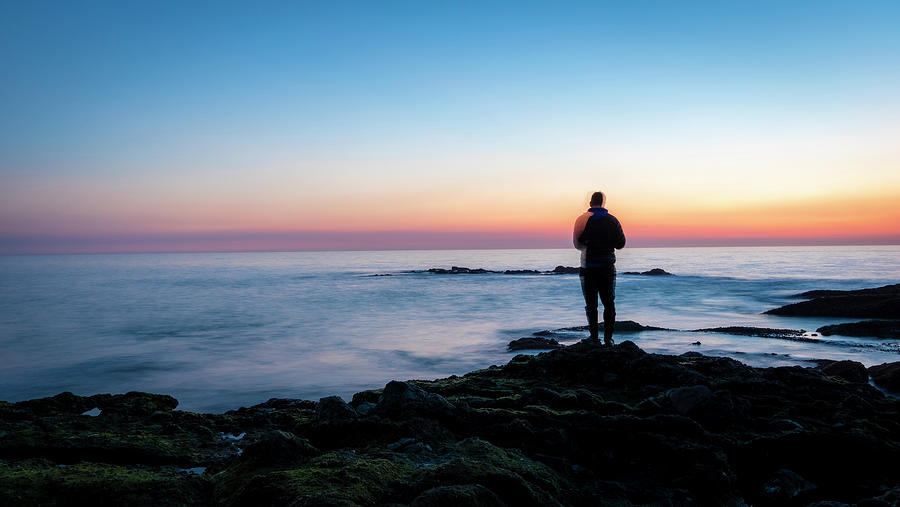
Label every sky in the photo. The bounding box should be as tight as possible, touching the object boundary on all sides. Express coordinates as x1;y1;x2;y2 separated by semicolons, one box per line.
1;1;899;254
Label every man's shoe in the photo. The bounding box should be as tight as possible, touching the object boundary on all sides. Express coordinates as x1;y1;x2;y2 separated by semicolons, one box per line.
604;337;615;347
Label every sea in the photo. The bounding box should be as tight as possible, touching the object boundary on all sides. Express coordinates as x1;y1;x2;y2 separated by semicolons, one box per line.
1;246;898;413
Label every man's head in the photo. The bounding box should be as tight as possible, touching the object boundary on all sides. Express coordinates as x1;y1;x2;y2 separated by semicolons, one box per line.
590;191;606;207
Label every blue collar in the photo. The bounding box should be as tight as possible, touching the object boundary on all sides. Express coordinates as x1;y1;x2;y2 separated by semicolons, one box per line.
588;207;608;216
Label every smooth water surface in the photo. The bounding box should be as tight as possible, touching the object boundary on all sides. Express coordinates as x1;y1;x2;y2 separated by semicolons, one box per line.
1;246;898;412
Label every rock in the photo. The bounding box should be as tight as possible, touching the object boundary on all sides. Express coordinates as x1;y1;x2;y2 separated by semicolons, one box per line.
536;320;668;335
507;337;565;351
692;326;815;341
767;284;900;318
375;381;455;418
666;385;712;415
761;468;816;502
4;341;900;506
550;265;579;274
622;268;674;276
411;484;504;507
503;269;541;275
868;362;900;393
816;360;869;383
240;430;320;465
792;284;900;299
316;396;357;422
427;266;497;274
816;320;900;339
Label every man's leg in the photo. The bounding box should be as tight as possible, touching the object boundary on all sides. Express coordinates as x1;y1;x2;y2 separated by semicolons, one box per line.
598;266;616;345
580;269;600;340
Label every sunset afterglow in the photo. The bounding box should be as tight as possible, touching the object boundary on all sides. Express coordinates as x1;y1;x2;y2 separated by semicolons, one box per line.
2;1;898;254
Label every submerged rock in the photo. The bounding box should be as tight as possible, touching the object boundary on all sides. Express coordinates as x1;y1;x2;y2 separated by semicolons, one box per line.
692;326;814;340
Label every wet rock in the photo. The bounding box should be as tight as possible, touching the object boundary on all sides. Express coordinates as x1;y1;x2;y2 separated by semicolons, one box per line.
767;284;900;318
868;361;900;393
5;340;900;506
503;269;542;275
761;468;816;503
240;430;319;465
692;326;810;339
315;396;357;422
550;265;579;274
666;385;712;415
410;484;504;507
375;381;455;419
507;337;564;351
816;360;869;383
817;320;900;339
427;266;497;274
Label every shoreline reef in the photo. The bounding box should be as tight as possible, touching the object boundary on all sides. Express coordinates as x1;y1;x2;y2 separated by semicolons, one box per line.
3;341;899;506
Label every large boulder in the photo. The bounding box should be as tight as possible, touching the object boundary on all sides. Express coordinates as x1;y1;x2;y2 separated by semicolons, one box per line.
817;360;869;383
316;396;357;422
375;381;455;418
868;362;900;393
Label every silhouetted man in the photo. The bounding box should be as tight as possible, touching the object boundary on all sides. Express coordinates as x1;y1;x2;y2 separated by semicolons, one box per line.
573;191;626;345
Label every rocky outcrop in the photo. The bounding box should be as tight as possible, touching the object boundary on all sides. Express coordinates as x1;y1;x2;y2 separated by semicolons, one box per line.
622;268;674;276
766;284;900;318
3;343;899;506
507;337;565;351
868;362;900;394
817;320;900;339
692;326;815;340
535;320;669;336
815;360;869;383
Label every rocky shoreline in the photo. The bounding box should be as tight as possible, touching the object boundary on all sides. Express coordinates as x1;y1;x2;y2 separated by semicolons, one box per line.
3;341;899;506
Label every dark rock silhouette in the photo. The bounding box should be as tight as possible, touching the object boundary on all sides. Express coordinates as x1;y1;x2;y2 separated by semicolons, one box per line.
535;320;669;335
766;284;900;318
815;360;869;383
817;320;900;339
692;326;815;340
868;361;900;393
622;268;674;276
507;337;565;350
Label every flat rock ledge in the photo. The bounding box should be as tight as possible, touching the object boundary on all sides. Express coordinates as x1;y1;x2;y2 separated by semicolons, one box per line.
766;283;900;319
2;342;900;506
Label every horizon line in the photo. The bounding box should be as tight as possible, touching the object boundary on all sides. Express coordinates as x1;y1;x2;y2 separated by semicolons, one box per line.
1;230;898;256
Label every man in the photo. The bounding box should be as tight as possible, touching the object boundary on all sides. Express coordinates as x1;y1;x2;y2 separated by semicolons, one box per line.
573;191;626;345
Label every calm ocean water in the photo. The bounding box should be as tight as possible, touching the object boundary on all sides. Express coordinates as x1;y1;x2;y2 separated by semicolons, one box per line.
1;246;898;412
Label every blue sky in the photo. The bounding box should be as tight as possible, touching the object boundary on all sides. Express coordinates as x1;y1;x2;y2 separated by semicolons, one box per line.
2;1;899;252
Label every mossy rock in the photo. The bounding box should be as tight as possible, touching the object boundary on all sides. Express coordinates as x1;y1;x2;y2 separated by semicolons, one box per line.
0;459;209;506
218;450;413;506
409;438;564;507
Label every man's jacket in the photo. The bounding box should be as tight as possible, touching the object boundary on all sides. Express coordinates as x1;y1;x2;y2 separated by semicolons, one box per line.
573;207;626;267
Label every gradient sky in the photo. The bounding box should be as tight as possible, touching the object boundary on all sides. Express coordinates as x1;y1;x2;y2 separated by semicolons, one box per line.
2;1;899;253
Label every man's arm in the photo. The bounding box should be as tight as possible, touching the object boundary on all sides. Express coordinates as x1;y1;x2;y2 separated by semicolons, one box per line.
614;219;626;250
573;212;590;250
